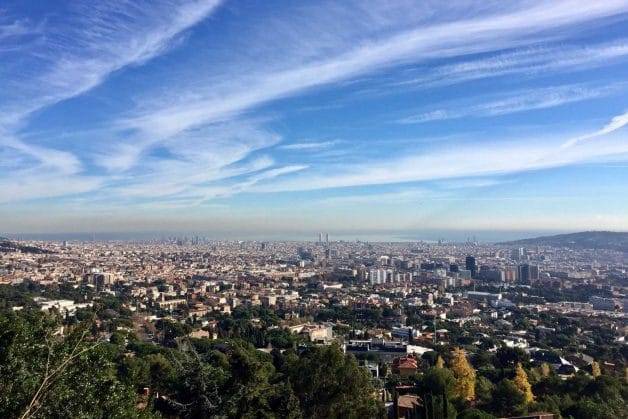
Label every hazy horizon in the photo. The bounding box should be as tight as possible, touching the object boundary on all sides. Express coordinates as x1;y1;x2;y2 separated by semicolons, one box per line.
4;228;621;244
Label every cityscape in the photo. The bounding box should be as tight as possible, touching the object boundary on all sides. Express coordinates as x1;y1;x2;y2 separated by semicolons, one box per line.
1;232;626;418
2;1;628;418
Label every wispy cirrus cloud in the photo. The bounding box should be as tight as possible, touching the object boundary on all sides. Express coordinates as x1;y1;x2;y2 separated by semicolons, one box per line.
561;110;628;148
279;140;339;150
0;17;35;41
2;0;628;220
398;83;625;123
1;0;223;126
0;0;223;204
257;111;628;193
98;122;309;205
395;39;628;88
113;0;628;172
318;189;425;206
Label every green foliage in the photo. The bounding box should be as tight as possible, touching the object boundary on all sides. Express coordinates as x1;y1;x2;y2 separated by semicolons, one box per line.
564;397;622;419
4;302;627;419
475;376;495;407
0;310;142;419
490;379;525;417
0;309;386;418
284;344;384;418
495;346;529;369
155;319;192;346
217;315;296;349
421;392;457;419
419;367;456;398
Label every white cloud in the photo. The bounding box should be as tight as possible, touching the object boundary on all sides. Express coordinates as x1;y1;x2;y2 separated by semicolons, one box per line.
0;17;34;41
98;122;295;203
279;141;338;150
3;0;628;210
1;0;223;126
0;0;223;205
1;135;82;174
114;0;628;171
561;110;628;148
395;39;628;88
0;171;103;204
257;111;628;192
318;189;425;206
399;83;624;123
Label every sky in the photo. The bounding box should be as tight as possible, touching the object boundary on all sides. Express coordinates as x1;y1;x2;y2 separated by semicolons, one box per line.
1;0;628;240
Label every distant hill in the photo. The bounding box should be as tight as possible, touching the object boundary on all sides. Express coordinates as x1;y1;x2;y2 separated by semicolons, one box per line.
0;237;53;254
502;231;628;252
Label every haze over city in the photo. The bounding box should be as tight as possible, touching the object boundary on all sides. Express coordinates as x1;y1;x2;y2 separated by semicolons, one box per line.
1;1;628;238
2;3;628;419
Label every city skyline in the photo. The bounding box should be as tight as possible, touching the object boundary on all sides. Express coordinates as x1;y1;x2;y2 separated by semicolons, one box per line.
2;1;628;235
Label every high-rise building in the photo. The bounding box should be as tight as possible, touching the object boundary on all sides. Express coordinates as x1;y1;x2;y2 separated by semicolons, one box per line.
517;263;539;284
368;268;388;285
511;247;524;261
529;264;539;282
465;256;477;277
504;267;517;283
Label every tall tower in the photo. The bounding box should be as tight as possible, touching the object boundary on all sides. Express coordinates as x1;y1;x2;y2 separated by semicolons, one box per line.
465;256;477;278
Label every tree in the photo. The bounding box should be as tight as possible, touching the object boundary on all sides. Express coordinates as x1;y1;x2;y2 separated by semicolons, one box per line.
162;351;226;418
495;347;528;370
155;319;191;347
0;310;141;419
450;348;476;401
565;398;620;419
285;344;384;418
591;360;601;378
472;351;493;370
419;367;456;399
436;355;445;369
422;351;438;367
490;379;525;417
540;362;551;378
513;363;534;403
475;376;494;407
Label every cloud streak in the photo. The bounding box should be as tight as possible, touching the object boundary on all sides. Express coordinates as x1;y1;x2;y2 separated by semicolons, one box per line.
1;0;628;230
395;39;628;88
561;110;628;148
1;0;222;126
257;111;628;192
0;0;223;204
279;141;338;150
114;0;628;171
398;83;625;123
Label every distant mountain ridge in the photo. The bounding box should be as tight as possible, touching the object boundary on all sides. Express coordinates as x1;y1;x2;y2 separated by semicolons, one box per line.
502;231;628;252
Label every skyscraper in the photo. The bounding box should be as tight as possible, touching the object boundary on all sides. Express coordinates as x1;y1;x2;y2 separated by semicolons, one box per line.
517;263;538;284
511;247;525;261
465;256;477;277
518;264;539;284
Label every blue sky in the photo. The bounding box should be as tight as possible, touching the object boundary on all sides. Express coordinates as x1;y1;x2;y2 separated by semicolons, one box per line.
1;1;628;239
